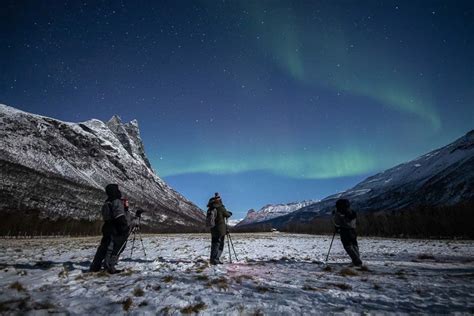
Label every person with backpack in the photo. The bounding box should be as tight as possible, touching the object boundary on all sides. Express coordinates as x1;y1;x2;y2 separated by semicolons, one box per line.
206;193;232;265
90;184;132;273
333;198;363;267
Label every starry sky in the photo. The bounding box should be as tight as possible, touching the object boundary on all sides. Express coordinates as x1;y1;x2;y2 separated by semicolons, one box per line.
1;1;473;218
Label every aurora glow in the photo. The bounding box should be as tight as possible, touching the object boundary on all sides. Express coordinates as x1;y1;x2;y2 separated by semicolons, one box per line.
157;147;377;179
247;2;441;129
1;1;473;217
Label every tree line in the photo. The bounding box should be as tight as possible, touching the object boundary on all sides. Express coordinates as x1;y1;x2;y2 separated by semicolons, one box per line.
0;209;205;238
1;202;472;238
234;201;474;239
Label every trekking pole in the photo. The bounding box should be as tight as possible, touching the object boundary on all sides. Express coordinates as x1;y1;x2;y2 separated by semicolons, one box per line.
325;230;337;263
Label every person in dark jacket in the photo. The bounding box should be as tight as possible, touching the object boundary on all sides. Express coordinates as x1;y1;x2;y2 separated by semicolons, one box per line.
90;184;131;273
333;198;362;266
208;193;232;265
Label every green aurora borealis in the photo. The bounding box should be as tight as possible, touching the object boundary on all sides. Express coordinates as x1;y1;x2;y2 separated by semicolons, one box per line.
2;1;473;215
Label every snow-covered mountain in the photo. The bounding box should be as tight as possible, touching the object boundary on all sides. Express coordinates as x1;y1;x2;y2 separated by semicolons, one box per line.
238;130;474;229
236;201;316;227
0;104;205;232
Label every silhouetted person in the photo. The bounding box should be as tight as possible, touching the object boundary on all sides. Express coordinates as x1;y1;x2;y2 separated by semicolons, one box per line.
90;184;131;273
333;198;362;266
207;193;232;265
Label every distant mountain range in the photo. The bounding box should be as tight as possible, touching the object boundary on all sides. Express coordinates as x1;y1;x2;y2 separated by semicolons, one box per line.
0;104;205;233
236;201;316;227
236;130;474;230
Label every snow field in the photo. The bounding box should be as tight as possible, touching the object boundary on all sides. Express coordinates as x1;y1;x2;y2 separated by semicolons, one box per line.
0;233;473;314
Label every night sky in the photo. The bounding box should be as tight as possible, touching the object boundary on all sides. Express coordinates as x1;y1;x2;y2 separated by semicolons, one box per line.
1;1;473;218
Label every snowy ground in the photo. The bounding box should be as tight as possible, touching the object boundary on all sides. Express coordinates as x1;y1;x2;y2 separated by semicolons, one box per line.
0;233;473;314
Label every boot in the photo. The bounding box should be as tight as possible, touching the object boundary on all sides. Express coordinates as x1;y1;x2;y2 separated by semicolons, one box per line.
104;255;120;274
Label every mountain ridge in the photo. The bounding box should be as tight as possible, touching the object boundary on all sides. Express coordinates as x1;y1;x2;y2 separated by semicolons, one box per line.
236;130;474;230
236;200;317;226
0;104;205;233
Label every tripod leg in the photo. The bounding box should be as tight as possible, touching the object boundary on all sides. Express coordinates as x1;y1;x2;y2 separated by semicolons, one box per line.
228;234;238;261
137;232;147;258
227;234;232;263
130;233;137;259
117;233;130;256
325;231;336;263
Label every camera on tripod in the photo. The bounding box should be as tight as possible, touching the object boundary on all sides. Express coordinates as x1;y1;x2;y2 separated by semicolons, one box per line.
135;209;145;218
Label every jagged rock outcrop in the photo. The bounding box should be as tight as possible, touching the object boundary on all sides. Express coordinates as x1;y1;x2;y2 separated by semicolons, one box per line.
0;104;205;233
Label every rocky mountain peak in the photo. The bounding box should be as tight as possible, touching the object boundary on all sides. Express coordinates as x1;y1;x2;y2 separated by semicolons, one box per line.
105;115;151;169
0;104;205;232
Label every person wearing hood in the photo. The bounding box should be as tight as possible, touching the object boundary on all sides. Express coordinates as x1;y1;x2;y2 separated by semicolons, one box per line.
90;184;131;273
333;198;362;267
208;193;232;265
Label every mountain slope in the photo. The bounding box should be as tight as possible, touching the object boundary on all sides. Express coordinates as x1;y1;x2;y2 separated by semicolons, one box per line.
0;104;205;233
238;130;474;230
236;201;316;227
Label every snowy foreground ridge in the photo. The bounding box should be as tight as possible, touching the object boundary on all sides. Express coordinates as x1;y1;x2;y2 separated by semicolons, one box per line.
1;233;473;314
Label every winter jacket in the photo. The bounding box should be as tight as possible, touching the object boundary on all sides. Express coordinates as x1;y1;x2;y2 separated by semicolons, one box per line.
333;208;357;230
101;198;130;236
210;200;232;237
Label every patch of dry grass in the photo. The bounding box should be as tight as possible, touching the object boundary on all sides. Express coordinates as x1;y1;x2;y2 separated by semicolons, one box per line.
122;268;134;276
95;270;110;278
133;287;144;297
58;268;68;279
208;277;228;290
302;284;322;291
32;301;55;310
328;282;352;291
395;269;407;280
256;285;273;293
339;267;358;277
180;302;207;314
417;253;435;260
122;297;133;311
233;274;254;284
9;281;26;292
195;275;209;281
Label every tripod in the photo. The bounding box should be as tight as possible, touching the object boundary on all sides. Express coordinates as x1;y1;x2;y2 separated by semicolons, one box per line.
118;216;147;259
325;218;340;265
225;219;238;263
325;230;336;264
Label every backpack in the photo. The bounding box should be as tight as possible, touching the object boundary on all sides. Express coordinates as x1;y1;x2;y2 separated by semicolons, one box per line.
206;208;217;228
101;201;113;221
